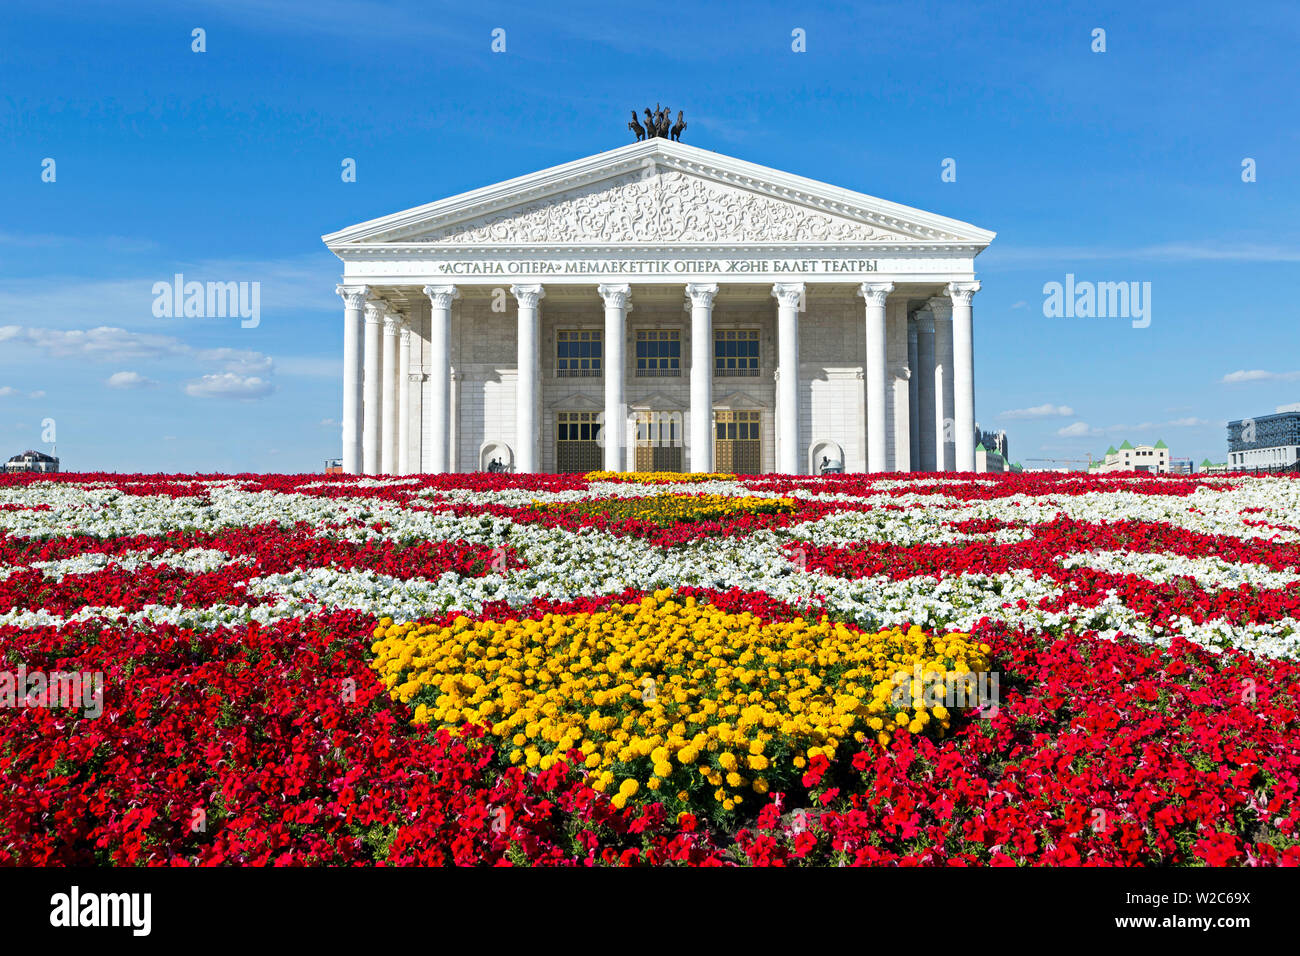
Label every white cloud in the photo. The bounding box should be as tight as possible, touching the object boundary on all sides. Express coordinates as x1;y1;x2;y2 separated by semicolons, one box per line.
1276;403;1300;413
106;370;156;389
2;325;274;378
184;373;274;400
0;254;336;332
1220;369;1300;384
1009;301;1027;310
1057;421;1101;438
319;418;340;427
193;346;272;376
1058;417;1210;439
28;390;45;399
999;403;1075;420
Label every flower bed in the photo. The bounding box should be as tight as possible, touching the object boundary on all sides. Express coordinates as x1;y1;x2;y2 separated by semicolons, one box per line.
2;469;1299;866
370;588;991;821
531;492;795;528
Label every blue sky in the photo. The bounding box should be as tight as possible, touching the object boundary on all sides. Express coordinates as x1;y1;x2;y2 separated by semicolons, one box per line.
1;0;1297;472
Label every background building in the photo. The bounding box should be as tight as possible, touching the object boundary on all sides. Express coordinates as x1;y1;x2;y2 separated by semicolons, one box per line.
5;450;59;473
1089;440;1170;474
976;426;1009;460
1227;409;1300;472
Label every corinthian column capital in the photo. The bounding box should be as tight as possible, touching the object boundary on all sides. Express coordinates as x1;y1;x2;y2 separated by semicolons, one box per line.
363;297;387;324
381;308;405;335
422;284;461;310
597;283;632;310
336;284;371;311
946;281;981;307
685;283;718;309
926;296;954;321
510;284;546;309
857;281;895;307
771;282;805;309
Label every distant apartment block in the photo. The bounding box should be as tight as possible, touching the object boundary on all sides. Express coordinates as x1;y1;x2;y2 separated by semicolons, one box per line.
1227;409;1300;471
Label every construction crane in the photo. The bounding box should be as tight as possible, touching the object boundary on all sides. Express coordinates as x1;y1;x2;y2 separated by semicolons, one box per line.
1025;455;1093;470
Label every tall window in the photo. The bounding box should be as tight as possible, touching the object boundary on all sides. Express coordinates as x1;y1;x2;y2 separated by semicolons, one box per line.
714;329;760;376
714;410;762;474
556;330;601;377
636;329;680;377
555;411;602;473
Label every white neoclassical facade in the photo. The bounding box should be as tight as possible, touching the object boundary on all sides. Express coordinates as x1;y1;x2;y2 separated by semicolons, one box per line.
323;139;994;475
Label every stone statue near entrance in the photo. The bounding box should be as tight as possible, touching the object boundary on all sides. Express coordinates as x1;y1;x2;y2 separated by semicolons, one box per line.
631;105;685;142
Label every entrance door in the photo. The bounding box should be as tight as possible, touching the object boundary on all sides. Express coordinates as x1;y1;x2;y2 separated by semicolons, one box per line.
715;410;762;474
556;411;603;473
634;411;684;472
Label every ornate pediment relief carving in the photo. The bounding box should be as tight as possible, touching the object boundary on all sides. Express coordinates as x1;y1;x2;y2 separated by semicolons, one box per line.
407;171;934;245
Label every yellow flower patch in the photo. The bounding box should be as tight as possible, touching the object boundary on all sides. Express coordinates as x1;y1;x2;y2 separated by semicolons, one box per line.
370;589;991;816
532;493;795;527
584;471;737;484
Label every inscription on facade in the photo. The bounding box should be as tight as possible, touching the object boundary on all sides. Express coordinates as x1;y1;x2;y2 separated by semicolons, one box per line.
430;258;880;276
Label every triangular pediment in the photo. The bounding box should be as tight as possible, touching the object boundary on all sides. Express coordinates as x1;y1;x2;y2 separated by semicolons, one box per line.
714;389;771;409
627;390;687;411
546;391;603;411
324;140;994;250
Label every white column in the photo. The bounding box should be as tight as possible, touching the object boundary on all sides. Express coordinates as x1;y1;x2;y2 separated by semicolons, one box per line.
907;315;920;471
915;312;936;472
772;282;804;474
887;298;910;472
930;296;955;471
362;298;385;475
597;284;631;472
892;365;911;472
398;324;412;475
511;284;544;473
859;282;893;472
449;367;460;473
686;283;718;472
422;284;459;473
336;284;368;474
381;310;403;474
948;281;980;472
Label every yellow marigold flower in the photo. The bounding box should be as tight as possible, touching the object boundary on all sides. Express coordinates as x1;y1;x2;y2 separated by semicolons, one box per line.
370;591;993;814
